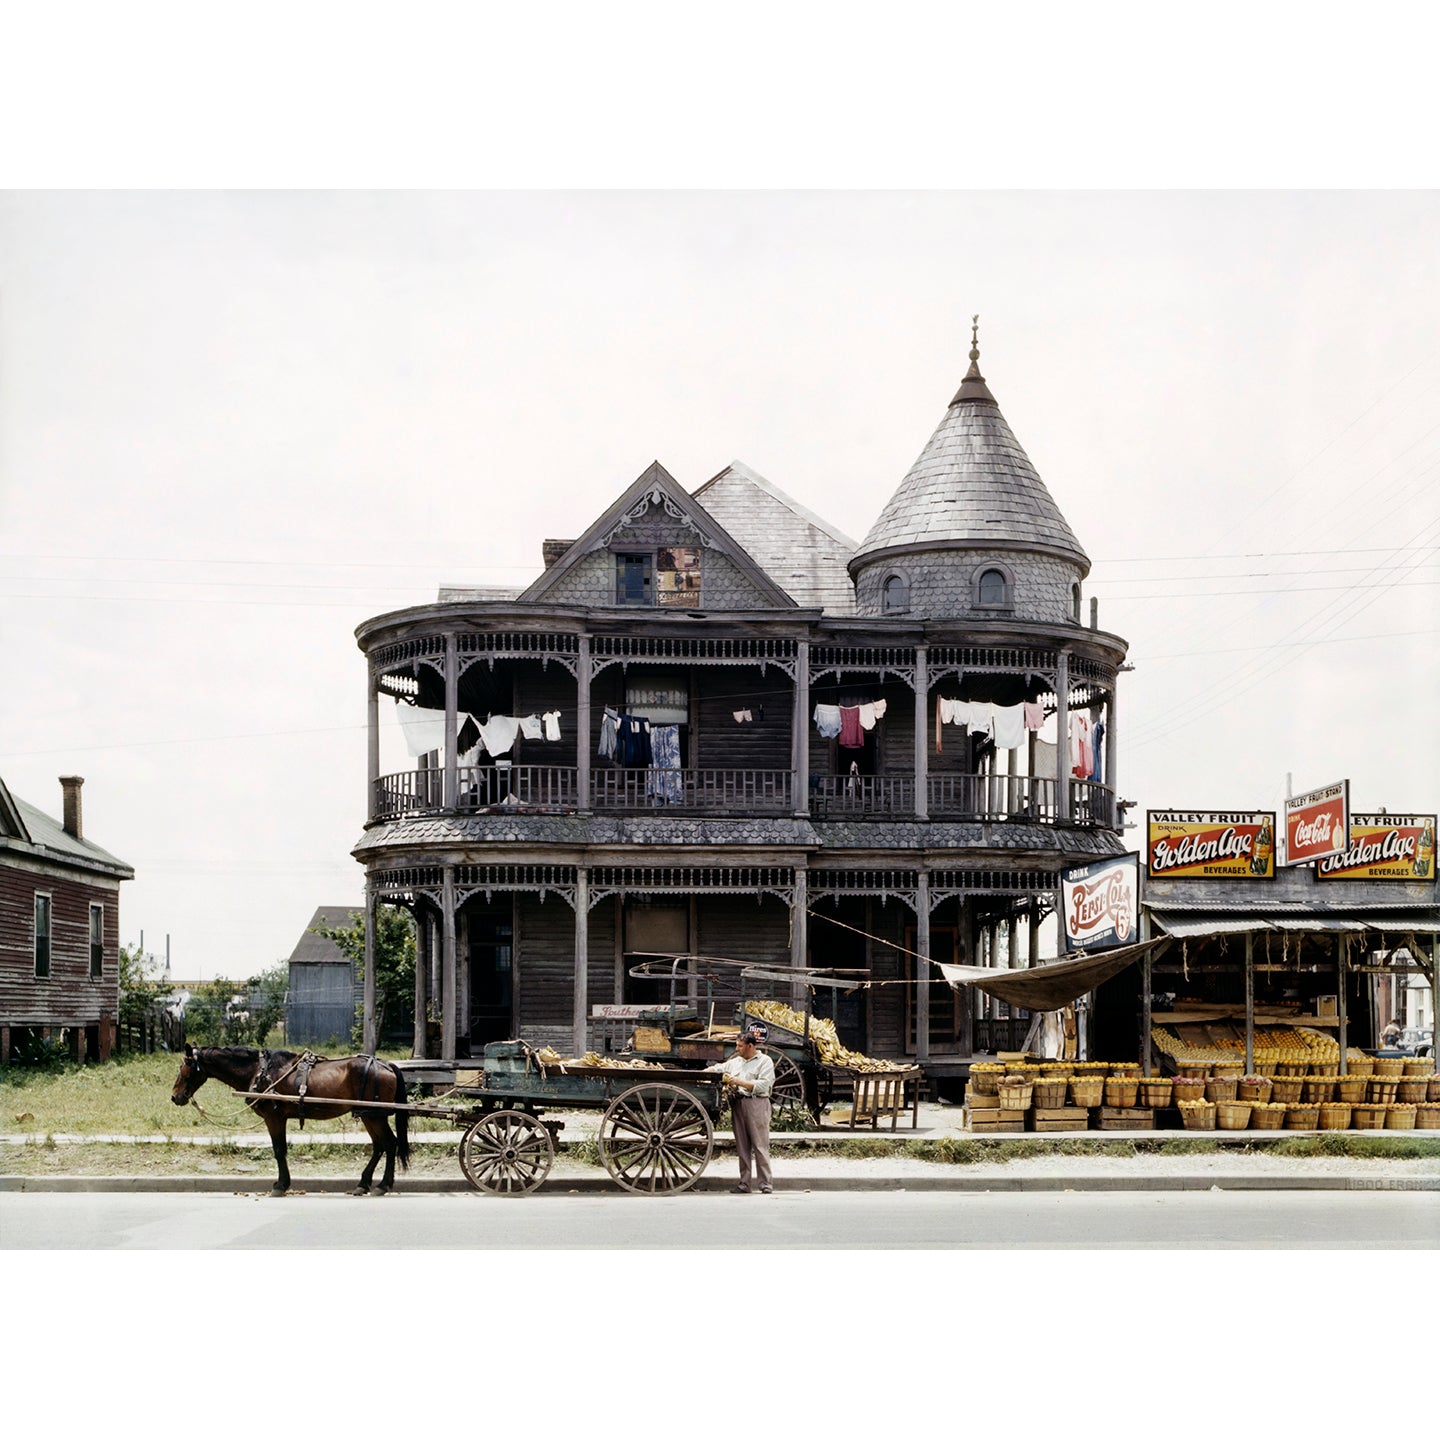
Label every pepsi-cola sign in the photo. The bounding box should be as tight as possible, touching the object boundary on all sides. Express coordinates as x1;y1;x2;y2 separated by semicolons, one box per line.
1061;853;1140;953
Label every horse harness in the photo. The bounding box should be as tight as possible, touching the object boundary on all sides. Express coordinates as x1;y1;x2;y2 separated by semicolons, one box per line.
250;1051;387;1127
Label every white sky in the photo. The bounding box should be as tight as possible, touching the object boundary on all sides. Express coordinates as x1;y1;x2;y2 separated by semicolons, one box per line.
2;186;1437;978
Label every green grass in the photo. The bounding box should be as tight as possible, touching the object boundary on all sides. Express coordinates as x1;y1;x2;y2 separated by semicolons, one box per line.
0;1048;418;1137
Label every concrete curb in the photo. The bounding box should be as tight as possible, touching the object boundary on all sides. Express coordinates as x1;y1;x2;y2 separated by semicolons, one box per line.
3;1173;1436;1195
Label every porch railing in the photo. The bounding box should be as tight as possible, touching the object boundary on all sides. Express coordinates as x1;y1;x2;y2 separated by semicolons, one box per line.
808;773;916;817
590;767;793;812
928;773;1059;822
458;765;579;811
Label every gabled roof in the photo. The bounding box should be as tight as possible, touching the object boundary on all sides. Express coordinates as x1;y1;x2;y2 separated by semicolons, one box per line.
0;777;135;880
692;460;857;615
289;905;361;965
850;341;1090;576
518;461;797;609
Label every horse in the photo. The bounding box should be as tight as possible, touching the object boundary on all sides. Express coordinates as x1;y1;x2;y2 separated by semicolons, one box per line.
171;1044;411;1195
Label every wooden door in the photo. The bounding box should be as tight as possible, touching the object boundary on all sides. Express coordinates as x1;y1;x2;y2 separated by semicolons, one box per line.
904;925;962;1054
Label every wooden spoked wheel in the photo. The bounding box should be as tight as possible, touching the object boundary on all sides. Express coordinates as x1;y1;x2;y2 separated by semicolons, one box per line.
764;1048;815;1127
600;1083;715;1195
460;1110;554;1196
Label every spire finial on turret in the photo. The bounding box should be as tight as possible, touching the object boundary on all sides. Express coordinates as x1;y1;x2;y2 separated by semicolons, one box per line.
950;311;995;404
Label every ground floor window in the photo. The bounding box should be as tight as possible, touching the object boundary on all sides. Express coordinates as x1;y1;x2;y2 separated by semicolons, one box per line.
89;902;104;979
34;893;51;978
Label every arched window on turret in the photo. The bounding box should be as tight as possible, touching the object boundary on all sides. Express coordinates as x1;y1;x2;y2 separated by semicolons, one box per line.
1072;583;1082;621
974;564;1013;610
882;573;910;614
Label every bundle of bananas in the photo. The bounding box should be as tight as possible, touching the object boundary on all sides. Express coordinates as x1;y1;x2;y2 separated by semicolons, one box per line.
745;998;910;1072
532;1045;662;1071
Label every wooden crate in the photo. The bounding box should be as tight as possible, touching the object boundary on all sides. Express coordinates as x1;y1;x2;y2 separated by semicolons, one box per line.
1031;1112;1089;1133
632;1027;671;1053
1096;1106;1155;1131
965;1105;1025;1132
967;1090;1001;1109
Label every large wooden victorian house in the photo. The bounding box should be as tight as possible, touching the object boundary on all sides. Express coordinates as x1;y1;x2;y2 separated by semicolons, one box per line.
353;338;1129;1088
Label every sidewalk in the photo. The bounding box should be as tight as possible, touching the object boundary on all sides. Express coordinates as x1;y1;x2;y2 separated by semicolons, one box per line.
3;1101;1437;1193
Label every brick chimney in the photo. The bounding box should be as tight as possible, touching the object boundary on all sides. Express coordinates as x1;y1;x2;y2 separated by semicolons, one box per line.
542;539;577;568
59;775;84;839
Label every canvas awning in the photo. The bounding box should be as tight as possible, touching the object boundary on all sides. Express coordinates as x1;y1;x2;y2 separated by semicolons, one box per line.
936;937;1166;1012
1151;912;1440;939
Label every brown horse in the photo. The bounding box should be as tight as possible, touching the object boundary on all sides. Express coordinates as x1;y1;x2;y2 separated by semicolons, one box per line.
171;1044;411;1195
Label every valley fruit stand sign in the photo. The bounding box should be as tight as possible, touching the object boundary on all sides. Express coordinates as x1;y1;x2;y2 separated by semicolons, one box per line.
1283;780;1350;866
1061;853;1140;953
1316;814;1436;882
1146;810;1276;879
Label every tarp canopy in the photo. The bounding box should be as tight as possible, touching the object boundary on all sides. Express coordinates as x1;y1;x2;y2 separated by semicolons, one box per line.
1152;912;1440;939
936;938;1166;1012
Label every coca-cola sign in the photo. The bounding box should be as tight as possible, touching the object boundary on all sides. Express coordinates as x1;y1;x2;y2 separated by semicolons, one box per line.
1283;780;1349;866
1146;810;1276;879
1316;813;1436;882
1061;853;1140;953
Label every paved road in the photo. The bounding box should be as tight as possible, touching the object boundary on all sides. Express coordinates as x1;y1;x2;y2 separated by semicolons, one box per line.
4;1189;1437;1249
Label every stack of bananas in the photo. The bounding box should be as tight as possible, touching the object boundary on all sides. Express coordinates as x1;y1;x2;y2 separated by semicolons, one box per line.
745;999;910;1072
532;1046;662;1071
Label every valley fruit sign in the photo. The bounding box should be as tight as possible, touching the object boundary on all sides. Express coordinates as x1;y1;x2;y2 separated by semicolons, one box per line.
1146;810;1276;879
1283;780;1349;866
1316;814;1436;882
1061;853;1140;953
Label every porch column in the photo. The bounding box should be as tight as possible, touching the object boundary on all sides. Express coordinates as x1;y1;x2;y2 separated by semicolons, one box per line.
413;908;429;1058
577;634;592;813
915;872;931;1064
1142;948;1153;1076
444;633;458;811
790;867;808;1007
914;643;928;819
1244;932;1255;1075
362;882;377;1053
1105;682;1120;829
793;638;810;816
1054;649;1070;822
366;661;380;823
1337;933;1348;1075
442;866;457;1063
573;868;590;1056
1029;900;1041;966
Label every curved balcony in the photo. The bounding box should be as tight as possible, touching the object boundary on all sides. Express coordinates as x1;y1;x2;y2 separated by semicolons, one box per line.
373;766;1115;827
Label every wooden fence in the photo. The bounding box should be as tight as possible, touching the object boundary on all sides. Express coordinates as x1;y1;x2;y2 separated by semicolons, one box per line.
116;1007;185;1055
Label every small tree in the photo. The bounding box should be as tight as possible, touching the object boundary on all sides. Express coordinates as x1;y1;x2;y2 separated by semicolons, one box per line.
311;906;415;1045
118;943;173;1029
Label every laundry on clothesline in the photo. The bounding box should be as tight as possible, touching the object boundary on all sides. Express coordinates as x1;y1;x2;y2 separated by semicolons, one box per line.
733;709;753;724
394;700;447;758
812;703;842;739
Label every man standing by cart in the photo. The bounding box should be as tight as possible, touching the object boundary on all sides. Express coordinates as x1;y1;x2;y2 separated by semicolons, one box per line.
709;1024;776;1193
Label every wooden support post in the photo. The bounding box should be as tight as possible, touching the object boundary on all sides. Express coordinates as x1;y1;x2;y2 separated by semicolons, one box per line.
366;661;379;823
443;632;458;811
413;907;428;1059
441;866;457;1063
573;868;590;1057
362;883;377;1054
1244;932;1255;1075
1338;933;1348;1075
915;872;931;1064
914;643;928;819
790;867;808;1008
1142;948;1153;1077
794;638;810;816
1105;683;1120;828
1054;649;1070;822
577;633;592;813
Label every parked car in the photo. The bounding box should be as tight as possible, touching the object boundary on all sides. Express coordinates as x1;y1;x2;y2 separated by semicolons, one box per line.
1399;1028;1433;1057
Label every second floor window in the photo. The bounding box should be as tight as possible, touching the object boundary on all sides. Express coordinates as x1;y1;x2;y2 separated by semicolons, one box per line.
90;903;105;979
616;553;652;605
34;894;52;978
882;575;909;613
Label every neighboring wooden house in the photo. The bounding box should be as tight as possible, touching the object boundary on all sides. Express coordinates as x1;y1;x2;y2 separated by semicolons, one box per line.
352;337;1130;1091
1;775;134;1062
284;905;361;1045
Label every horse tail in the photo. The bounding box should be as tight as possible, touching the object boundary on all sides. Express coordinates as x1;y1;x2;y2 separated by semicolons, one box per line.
391;1064;411;1171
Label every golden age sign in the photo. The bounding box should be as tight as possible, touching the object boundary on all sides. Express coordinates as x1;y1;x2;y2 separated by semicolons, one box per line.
1316;814;1436;882
1146;811;1276;879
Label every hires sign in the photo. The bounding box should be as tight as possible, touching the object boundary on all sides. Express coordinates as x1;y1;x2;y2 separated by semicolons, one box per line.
1284;780;1349;866
1146;811;1275;879
1061;853;1139;953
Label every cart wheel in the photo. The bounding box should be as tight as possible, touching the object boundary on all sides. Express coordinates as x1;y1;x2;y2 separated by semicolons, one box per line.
460;1110;554;1196
600;1083;715;1195
764;1048;816;1128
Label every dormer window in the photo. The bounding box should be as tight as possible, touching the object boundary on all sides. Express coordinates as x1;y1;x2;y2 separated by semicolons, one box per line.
975;565;1012;609
882;574;910;614
616;547;702;607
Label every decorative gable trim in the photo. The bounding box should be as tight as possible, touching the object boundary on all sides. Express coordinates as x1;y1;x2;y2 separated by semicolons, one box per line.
0;776;32;842
519;460;797;609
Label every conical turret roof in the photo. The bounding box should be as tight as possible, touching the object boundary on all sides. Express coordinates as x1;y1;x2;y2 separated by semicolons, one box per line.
849;327;1090;576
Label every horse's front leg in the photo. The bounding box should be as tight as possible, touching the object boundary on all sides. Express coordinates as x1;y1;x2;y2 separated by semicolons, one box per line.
263;1112;291;1194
